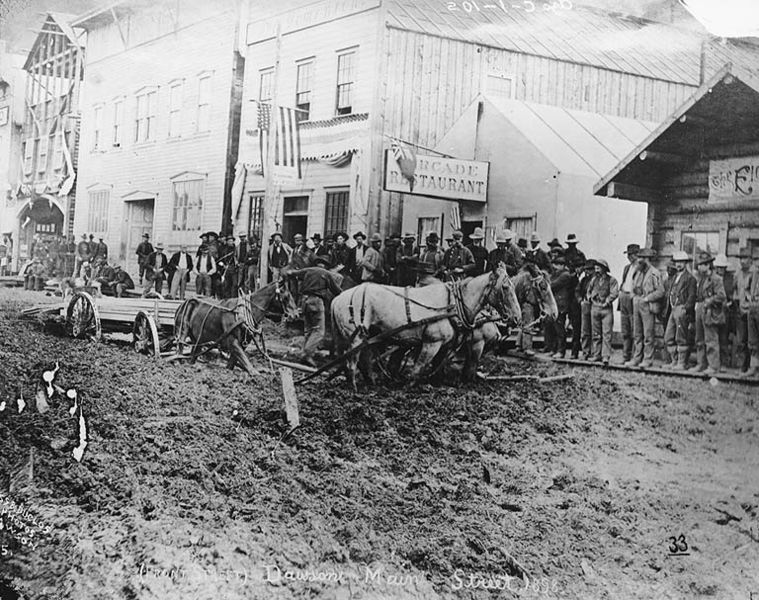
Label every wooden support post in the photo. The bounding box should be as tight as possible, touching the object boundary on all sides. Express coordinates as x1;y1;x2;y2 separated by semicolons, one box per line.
279;367;300;429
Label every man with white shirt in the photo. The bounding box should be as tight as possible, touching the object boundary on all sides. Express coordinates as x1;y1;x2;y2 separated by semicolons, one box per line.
664;251;696;370
168;244;194;300
618;243;639;363
194;247;216;296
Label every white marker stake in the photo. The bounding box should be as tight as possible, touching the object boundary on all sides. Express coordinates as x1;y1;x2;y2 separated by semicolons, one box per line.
67;389;78;417
17;394;25;414
0;401;5;412
72;413;88;463
42;362;60;398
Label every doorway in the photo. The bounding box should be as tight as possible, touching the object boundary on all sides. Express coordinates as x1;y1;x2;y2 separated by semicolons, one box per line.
126;199;154;274
461;220;483;247
282;196;309;246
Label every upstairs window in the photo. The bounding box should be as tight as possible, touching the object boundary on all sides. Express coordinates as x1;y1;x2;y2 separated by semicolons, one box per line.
197;75;211;132
259;68;273;103
336;50;356;116
295;60;313;122
88;189;110;234
172;178;204;231
112;99;123;146
135;89;157;142
485;73;515;99
169;82;182;137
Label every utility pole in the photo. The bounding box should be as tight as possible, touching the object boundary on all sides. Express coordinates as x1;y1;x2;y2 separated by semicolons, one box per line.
257;23;281;289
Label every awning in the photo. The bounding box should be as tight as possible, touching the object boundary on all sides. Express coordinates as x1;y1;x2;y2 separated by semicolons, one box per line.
16;194;65;224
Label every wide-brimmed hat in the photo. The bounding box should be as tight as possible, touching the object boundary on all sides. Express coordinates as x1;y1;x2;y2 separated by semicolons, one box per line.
584;258;597;269
637;247;656;258
426;231;439;242
595;259;610;271
713;254;729;268
271;231;283;240
495;232;508;243
333;232;347;242
517;237;528;246
239;233;247;238
208;231;218;238
293;233;304;241
530;232;540;243
369;233;382;243
696;252;714;265
403;232;416;239
470;227;485;240
502;229;514;240
547;238;562;248
199;233;208;239
142;233;150;239
624;243;640;255
672;250;690;262
353;231;366;240
81;233;88;239
565;233;579;244
155;242;164;248
452;230;463;239
311;233;322;241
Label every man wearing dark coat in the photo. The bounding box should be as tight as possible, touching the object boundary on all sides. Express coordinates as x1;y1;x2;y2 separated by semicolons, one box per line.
143;242;168;296
549;255;577;358
466;227;489;276
397;232;419;287
135;233;154;285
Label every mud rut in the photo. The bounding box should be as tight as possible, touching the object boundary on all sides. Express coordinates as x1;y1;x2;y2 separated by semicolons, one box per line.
0;289;757;600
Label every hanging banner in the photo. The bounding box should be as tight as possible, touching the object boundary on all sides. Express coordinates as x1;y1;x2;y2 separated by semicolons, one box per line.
383;151;489;202
708;155;759;203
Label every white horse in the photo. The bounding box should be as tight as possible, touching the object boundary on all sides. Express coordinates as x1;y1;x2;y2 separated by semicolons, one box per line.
330;267;521;389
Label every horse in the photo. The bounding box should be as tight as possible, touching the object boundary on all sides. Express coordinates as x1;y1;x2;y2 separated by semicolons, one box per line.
330;266;522;390
173;281;298;378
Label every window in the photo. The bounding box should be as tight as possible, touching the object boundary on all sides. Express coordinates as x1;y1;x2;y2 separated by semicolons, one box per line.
172;179;204;231
284;196;308;215
196;75;210;132
37;137;48;173
485;73;515;99
169;82;182;137
248;194;264;241
259;69;273;103
324;190;349;240
682;231;720;266
336;51;356;115
87;190;109;234
113;99;123;146
417;216;440;245
23;138;34;175
295;60;313;122
135;89;157;142
504;215;536;241
93;105;103;149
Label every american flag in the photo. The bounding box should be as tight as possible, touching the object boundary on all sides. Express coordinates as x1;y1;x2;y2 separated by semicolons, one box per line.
257;102;301;179
450;204;461;231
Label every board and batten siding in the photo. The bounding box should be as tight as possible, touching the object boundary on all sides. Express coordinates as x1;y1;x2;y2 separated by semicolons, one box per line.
649;140;759;259
74;8;238;266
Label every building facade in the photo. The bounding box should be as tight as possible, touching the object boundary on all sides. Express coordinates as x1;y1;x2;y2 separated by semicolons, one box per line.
236;0;736;251
11;13;84;268
71;0;244;275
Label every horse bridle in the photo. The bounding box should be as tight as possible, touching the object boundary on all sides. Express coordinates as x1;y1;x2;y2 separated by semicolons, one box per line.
523;272;551;330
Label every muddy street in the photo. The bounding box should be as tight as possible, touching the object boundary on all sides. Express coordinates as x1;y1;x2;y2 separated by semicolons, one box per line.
0;289;757;600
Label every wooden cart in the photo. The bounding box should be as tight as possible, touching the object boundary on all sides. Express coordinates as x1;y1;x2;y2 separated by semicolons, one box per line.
61;289;184;358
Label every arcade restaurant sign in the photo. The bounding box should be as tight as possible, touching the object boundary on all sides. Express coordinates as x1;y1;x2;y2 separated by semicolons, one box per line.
383;152;489;202
708;155;759;203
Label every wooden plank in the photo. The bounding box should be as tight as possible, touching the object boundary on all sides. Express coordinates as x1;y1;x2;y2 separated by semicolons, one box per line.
607;182;663;203
280;368;300;429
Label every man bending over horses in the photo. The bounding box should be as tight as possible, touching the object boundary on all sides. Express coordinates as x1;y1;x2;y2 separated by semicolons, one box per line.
285;256;344;367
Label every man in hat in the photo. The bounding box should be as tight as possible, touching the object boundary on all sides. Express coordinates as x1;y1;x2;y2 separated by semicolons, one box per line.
285;256;344;367
312;233;329;259
548;254;576;358
733;247;753;373
112;266;135;298
587;259;619;366
168;244;194;300
466;227;489;276
75;233;91;278
195;247;217;296
134;233;153;286
348;232;368;282
242;234;261;292
24;257;46;291
517;236;528;252
488;230;520;275
358;233;386;283
564;234;586;266
618;243;640;363
745;247;759;377
547;238;563;254
92;235;108;263
196;232;209;257
329;232;351;275
397;232;419;287
575;259;597;360
383;233;401;285
714;254;735;369
417;232;445;286
217;235;239;299
627;247;664;368
443;230;475;281
527;233;551;273
268;232;292;283
663;250;696;370
688;252;726;375
143;242;168;297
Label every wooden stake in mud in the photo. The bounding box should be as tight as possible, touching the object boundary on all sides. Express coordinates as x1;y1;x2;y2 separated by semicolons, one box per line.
271;367;300;458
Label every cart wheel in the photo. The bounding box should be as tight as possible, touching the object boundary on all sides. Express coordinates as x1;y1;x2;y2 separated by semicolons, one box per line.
65;291;102;341
133;311;160;358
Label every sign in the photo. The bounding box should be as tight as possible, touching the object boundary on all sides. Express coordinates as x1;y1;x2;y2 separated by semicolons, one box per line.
708;156;759;203
247;0;380;44
383;151;489;202
0;106;9;127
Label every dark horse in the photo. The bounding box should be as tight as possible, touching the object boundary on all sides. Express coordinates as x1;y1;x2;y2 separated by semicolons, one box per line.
173;281;298;377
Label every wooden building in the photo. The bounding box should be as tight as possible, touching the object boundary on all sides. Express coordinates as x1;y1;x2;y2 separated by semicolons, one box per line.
595;64;759;268
71;0;244;274
12;13;84;265
237;0;748;248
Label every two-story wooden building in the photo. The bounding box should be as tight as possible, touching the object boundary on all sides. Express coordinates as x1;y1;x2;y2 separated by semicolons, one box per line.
12;13;84;266
71;0;244;274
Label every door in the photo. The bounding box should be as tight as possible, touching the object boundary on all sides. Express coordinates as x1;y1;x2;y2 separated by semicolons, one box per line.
283;215;308;246
126;200;154;274
461;220;483;247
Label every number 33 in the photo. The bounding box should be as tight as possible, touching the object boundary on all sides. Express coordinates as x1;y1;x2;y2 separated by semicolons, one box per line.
668;534;688;553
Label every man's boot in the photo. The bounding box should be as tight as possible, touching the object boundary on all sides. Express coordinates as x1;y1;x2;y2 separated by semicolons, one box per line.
744;356;759;378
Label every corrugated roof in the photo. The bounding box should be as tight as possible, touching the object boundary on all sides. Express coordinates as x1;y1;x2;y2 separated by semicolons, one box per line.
484;95;659;178
386;0;759;84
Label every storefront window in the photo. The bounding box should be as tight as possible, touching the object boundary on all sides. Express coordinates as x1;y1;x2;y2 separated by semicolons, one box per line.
681;231;719;266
